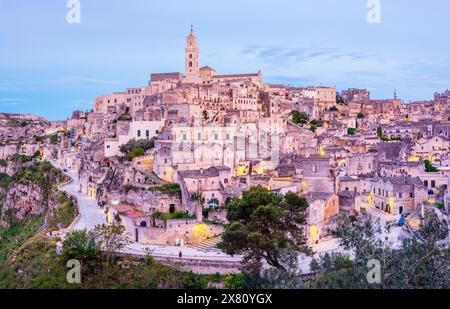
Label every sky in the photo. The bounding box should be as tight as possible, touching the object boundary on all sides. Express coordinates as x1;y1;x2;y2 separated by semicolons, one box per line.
1;0;450;120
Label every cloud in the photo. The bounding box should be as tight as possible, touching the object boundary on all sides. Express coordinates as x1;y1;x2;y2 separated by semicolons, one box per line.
49;76;121;86
241;45;384;66
0;98;25;106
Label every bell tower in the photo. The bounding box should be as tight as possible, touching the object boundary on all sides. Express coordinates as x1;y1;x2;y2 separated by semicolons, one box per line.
185;24;200;83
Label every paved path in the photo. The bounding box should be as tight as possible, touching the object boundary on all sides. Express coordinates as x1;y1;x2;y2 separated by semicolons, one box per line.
52;161;242;269
55;164;107;230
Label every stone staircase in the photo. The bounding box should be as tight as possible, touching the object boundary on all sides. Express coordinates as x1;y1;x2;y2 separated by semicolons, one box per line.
187;236;222;253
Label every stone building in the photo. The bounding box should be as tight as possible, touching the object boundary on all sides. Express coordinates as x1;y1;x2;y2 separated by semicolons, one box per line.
364;176;428;215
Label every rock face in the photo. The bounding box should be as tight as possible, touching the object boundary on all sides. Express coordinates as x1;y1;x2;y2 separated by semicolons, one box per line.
0;161;69;229
2;182;45;223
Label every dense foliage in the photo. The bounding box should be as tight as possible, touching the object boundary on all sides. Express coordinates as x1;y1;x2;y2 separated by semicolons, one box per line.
120;138;155;161
424;159;439;172
291;111;309;126
240;210;449;289
219;186;310;272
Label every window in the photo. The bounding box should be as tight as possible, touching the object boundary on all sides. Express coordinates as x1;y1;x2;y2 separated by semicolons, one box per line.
197;132;202;140
146;130;150;138
399;193;402;198
424;180;428;187
183;134;187;141
189;61;193;67
215;133;219;140
431;180;436;188
137;130;141;137
313;165;317;173
226;133;230;140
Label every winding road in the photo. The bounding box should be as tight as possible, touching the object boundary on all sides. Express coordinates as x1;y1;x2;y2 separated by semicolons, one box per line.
53;160;242;274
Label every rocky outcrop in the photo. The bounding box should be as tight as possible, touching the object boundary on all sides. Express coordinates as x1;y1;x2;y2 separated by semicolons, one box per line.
0;161;70;229
2;182;45;223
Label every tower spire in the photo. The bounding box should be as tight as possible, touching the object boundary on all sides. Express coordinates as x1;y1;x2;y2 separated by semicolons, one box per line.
185;24;200;83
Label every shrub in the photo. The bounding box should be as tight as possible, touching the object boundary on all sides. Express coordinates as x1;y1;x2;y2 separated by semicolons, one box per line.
424;160;439;173
149;183;181;197
120;139;154;157
224;274;244;289
49;134;58;145
347;128;357;135
127;147;145;161
62;229;100;263
291;111;309;125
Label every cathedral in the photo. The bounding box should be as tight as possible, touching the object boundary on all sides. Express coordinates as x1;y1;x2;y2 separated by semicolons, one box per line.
151;25;263;89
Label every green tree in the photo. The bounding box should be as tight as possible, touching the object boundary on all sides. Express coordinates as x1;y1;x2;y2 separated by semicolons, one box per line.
219;187;311;272
127;147;145;161
376;127;383;138
49;134;58;145
291;111;309;125
347;128;357;136
224;274;244;289
92;224;131;282
424;160;439;172
309;211;449;289
62;229;101;273
120;138;154;154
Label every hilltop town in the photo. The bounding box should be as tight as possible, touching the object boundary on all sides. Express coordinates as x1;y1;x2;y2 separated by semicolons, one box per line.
1;27;449;280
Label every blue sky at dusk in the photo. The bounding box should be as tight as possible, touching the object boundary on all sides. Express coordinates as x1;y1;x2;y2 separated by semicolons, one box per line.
1;0;450;120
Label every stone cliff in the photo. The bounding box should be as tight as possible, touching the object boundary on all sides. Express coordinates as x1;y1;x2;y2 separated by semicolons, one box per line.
0;160;74;230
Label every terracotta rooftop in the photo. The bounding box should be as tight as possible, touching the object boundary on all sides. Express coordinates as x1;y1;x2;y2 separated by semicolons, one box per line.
126;211;146;218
